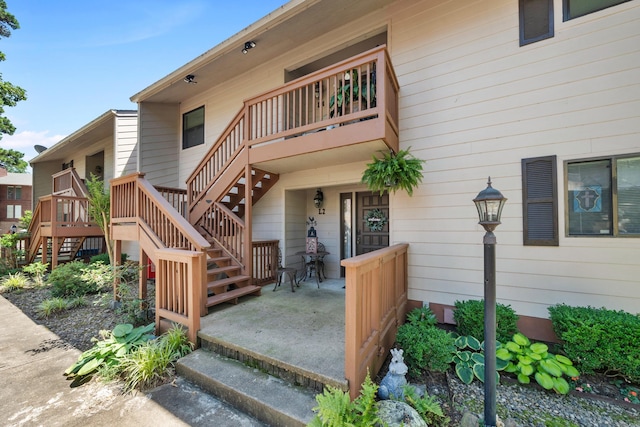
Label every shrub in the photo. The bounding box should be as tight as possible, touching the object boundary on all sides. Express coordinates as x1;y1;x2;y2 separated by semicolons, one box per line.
1;272;29;291
309;372;380;427
120;326;193;392
64;323;155;384
548;304;640;382
453;299;519;344
22;262;48;287
396;307;455;376
48;261;96;298
89;252;128;265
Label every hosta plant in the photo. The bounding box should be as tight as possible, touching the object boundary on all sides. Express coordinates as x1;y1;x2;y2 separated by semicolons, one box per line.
452;335;507;384
64;323;155;385
497;332;579;394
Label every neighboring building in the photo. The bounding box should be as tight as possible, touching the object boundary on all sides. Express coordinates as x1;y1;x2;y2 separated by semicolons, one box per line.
30;109;138;202
0;166;32;233
28;109;138;265
117;0;639;341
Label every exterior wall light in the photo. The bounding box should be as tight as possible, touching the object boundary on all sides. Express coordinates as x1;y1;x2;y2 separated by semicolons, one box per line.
242;41;256;54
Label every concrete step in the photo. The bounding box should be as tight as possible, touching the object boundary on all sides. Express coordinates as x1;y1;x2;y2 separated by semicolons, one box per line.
177;350;317;427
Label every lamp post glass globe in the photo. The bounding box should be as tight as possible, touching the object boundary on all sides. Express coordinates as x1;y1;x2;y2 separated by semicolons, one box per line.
473;177;507;231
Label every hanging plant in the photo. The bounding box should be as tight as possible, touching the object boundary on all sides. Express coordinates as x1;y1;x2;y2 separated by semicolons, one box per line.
361;147;426;196
365;208;387;232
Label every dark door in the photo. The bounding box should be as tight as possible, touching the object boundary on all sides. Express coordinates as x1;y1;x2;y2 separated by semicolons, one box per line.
356;191;389;255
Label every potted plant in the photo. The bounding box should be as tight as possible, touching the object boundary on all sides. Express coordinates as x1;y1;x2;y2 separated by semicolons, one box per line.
361;148;426;196
329;69;376;117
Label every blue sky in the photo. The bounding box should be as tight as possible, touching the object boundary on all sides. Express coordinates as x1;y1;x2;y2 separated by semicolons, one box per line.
1;0;288;164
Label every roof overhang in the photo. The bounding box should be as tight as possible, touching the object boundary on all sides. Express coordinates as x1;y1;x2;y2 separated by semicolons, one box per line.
29;109;137;164
130;0;393;104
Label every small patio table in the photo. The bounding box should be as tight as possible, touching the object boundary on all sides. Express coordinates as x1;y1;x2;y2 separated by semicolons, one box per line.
295;250;329;288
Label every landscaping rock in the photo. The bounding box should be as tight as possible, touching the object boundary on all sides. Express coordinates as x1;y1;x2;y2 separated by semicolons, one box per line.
377;400;427;427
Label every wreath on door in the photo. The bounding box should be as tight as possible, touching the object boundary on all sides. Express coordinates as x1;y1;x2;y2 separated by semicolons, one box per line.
365;208;387;232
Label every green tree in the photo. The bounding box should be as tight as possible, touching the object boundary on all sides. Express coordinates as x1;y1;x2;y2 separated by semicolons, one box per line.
0;1;27;139
0;148;27;172
85;174;113;265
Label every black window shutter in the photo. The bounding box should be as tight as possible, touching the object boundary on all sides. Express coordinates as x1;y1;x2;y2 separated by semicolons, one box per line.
522;156;558;246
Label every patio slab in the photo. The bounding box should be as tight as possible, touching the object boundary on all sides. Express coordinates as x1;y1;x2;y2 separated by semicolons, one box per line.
199;277;346;386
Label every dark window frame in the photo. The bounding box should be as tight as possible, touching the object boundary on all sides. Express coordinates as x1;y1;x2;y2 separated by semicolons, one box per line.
565;153;640;237
563;0;631;21
182;106;205;150
522;155;559;246
519;0;555;46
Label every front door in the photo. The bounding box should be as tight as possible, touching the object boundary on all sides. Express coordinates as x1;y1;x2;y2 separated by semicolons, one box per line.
356;191;389;255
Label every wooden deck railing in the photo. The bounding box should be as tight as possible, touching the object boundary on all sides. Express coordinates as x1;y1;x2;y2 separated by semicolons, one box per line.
52;168;88;197
252;240;278;285
341;243;409;399
111;173;210;342
155;248;205;343
111;173;210;253
155;186;188;219
186;45;398;216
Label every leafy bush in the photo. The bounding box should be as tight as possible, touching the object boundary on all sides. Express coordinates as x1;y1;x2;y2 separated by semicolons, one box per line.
453;299;519;344
548;304;640;382
22;262;48;287
497;332;578;394
90;252;128;265
309;372;381;427
48;261;97;297
64;323;155;385
396;307;455;376
0;272;29;291
120;326;193;392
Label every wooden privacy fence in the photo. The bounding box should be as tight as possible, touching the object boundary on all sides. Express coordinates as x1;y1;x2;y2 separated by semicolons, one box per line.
341;243;409;399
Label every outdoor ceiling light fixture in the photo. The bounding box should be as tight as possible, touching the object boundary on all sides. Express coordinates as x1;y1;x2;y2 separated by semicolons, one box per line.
242;41;256;54
183;74;197;84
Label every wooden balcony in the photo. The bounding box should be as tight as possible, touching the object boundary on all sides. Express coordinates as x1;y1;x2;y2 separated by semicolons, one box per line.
246;45;399;173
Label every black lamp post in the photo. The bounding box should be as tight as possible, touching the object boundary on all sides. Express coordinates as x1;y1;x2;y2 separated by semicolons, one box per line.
473;177;507;427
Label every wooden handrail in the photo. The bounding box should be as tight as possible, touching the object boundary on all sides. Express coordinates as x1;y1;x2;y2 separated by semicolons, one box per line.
111;173;210;252
52;168;89;197
341;243;409;399
185;46;397;217
198;201;245;268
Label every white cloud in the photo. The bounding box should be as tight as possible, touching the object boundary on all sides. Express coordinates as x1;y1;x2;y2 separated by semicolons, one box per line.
1;130;66;165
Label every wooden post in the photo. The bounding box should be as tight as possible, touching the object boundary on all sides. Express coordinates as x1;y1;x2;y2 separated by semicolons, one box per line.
113;239;122;301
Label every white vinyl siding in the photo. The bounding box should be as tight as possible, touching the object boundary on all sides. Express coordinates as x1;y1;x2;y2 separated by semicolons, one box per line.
139;103;180;187
389;0;640;318
114;114;138;178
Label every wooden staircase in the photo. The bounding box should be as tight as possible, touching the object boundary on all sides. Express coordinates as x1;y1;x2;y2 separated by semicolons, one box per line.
203;243;257;307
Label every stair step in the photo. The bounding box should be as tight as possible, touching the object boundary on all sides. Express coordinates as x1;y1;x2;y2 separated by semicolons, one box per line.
207;275;251;291
207;265;241;276
206;284;260;307
177;350;316;427
207;256;231;266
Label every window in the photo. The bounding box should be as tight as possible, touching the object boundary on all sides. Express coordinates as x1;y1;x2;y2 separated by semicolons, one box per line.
182;106;204;149
522;156;558;245
519;0;554;46
566;155;640;236
564;0;630;21
7;186;22;200
6;205;22;219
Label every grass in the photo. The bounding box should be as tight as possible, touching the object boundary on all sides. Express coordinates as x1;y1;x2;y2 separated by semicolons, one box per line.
38;297;69;318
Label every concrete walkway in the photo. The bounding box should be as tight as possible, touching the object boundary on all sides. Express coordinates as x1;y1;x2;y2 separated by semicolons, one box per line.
0;295;265;427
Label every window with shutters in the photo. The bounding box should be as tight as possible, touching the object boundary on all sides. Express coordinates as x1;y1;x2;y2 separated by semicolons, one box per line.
522;156;558;245
566;155;640;236
519;0;554;46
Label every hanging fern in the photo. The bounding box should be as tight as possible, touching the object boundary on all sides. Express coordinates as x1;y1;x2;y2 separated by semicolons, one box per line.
361;148;425;196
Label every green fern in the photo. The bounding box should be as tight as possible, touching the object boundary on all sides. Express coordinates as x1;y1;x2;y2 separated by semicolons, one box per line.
361;148;425;196
309;372;381;427
403;386;450;427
